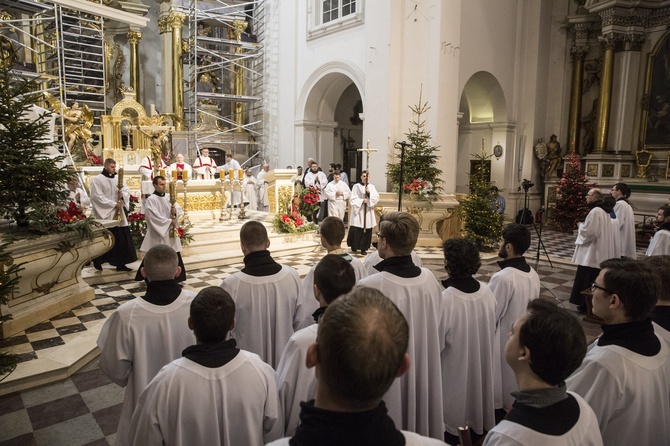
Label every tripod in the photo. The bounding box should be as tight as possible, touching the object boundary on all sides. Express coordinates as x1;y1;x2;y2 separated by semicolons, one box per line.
521;182;553;268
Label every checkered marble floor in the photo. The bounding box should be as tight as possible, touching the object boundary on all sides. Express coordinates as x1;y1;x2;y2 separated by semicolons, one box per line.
0;227;647;445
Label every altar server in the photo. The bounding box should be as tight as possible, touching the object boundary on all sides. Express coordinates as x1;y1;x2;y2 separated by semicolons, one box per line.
168;152;192;181
489;224;540;413
646;205;670;256
222;153;242;206
257;163;270;211
138;155;167;181
193;148;217;179
611;182;637;258
128;287;283;446
97;245;196;446
220;220;303;368
347;170;380;255
90;158;137;271
242;168;259;210
324;171;351;220
276;255;356;436
357;212;446;439
441;238;496;445
567;259;670;445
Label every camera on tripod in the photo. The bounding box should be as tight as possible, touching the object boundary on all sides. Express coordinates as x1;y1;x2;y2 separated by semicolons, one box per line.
521;179;535;191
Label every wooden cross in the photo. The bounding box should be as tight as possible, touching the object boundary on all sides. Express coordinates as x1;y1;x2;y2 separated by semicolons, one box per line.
134;111;174;177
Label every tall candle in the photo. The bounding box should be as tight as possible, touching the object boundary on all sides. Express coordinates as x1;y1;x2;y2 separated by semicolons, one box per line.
160;168;166;178
238;168;244;180
118;167;124;183
169;181;176;198
172;170;178;181
229;168;234;180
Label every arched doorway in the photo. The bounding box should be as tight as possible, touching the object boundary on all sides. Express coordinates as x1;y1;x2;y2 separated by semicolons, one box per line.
457;72;512;200
297;62;364;184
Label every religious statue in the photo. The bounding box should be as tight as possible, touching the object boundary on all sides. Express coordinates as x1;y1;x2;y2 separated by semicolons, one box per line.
136;109;174;178
0;10;17;69
44;93;95;163
544;134;563;178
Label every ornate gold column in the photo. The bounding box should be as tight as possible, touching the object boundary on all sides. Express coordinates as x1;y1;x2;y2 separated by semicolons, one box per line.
169;12;185;130
594;33;620;153
31;14;48;104
127;30;142;102
567;45;588;153
228;20;247;132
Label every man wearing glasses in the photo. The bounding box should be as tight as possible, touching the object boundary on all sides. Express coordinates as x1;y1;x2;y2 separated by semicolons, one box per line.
568;188;616;313
567;258;670;445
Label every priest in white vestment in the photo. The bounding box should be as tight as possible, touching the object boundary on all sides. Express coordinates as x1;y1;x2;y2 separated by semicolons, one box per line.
324;172;351;220
257;163;270;211
139;155;167;181
276;255;356;436
489;224;541;412
611;182;637;258
97;245;196;446
568;189;616;312
357;212;447;440
441;238;496;444
168;153;192;181
192;148;217;179
222;153;242;206
347;171;380;255
220;221;304;368
135;176;186;282
242;168;259;210
268;288;447;446
303;161;328;223
128;287;283;446
646;205;670;256
567;260;670;445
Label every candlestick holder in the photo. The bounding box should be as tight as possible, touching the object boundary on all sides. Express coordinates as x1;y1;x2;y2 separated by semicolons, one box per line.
219;178;230;221
181;177;191;227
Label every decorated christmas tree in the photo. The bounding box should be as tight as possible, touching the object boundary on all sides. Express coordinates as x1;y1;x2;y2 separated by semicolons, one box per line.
461;147;504;251
551;151;591;232
386;90;443;205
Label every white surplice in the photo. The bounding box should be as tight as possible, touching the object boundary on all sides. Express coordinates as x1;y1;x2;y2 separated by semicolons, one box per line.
140;193;182;253
128;351;284;446
646;229;670;256
614;199;636;258
363;250;423;275
357;269;447;440
90;173;130;226
304;170;328;201
220;266;303;368
571;206;617;269
138;155;167;181
242;175;259;210
489;264;541;410
441;282;497;436
349;182;380;229
96;289;197;446
193;155;218;179
257;169;270;209
324;180;351;219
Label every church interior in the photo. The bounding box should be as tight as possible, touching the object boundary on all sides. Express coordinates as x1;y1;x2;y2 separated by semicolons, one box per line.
1;0;670;444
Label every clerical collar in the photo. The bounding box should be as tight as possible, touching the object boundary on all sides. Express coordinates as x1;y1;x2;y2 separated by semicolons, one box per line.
373;255;421;278
101;169;116;178
598;318;661;356
497;256;531;273
142;280;182;306
442;276;480;293
511;382;568;408
290;400;404;446
153;191;166;197
241;250;282;276
312;306;327;323
182;338;239;368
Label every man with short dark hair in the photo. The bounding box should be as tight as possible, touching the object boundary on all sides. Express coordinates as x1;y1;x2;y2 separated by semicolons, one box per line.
300;216;367;325
645;205;670;256
128;287;283;445
441;238;497;444
484;299;602;445
324;171;351;220
569;188;616;312
276;254;356;435
97;244;196;446
489;223;540;413
268;287;446;446
611;182;636;258
304;161;328;223
220;220;303;368
347;171;380;255
90;158;137;271
567;258;670;445
358;212;446;439
135;175;186;282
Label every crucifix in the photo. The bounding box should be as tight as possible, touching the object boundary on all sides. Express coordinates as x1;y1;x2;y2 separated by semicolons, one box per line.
134;108;174;178
357;140;378;232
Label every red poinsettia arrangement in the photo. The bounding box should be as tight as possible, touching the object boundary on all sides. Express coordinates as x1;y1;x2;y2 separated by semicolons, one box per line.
57;201;87;224
404;178;428;192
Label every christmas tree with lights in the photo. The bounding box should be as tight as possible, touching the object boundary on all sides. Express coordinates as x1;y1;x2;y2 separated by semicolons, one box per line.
461;147;504;251
551;151;591;232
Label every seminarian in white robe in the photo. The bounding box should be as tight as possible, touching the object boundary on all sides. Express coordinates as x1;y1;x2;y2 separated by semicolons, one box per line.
222;158;243;206
220;255;303;368
275;323;319;436
138;155;167;181
363;249;423;275
193;153;217;179
242;173;259;210
140;192;183;254
97;288;197;446
324;178;351;220
347;176;380;254
257;165;270;211
567;332;670;445
441;280;497;438
483;391;603;446
646;221;670;256
614;198;636;258
129;348;284;446
358;263;446;440
489;258;541;411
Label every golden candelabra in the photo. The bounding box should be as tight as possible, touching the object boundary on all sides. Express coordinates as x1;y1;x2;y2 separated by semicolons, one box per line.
169;181;178;237
115;167;124;220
